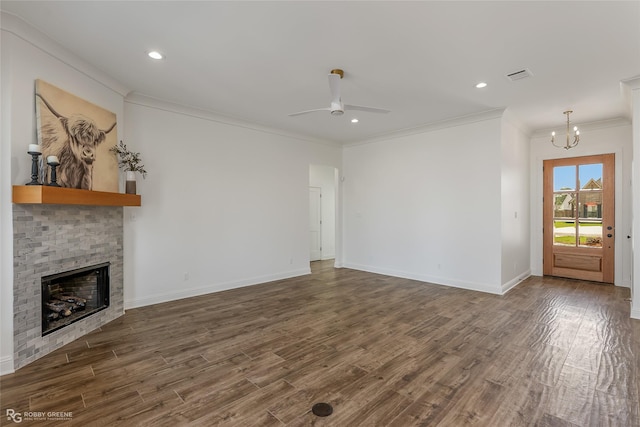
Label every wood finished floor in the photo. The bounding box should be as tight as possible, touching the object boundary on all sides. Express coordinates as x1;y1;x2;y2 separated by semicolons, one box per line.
1;260;639;426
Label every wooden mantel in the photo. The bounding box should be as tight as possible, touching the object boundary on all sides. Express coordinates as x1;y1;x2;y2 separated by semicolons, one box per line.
12;186;141;207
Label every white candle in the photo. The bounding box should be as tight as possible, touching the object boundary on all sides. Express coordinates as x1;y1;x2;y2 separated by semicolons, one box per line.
28;144;42;153
47;155;59;164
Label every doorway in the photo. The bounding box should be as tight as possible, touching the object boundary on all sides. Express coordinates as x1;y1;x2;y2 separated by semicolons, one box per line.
309;186;322;261
543;154;615;283
309;165;337;263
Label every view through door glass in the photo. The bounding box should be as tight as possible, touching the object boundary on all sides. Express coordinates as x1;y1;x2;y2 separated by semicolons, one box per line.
553;163;604;248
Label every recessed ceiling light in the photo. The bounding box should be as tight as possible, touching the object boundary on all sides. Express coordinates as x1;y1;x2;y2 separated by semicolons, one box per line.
351;118;359;123
148;51;164;60
475;82;487;89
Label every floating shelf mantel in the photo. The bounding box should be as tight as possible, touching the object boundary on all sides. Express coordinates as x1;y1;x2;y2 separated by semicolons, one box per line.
12;186;141;207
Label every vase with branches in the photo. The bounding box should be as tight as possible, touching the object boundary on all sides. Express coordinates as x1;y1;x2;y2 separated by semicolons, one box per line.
110;140;147;177
110;140;147;194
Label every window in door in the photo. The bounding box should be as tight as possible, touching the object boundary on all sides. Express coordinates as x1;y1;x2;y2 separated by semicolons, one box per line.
552;163;604;248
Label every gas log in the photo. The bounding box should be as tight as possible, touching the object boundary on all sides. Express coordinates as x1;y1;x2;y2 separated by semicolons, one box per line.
46;294;87;318
46;301;72;317
54;294;87;308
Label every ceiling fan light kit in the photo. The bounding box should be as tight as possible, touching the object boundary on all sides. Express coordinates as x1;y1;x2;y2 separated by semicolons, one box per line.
289;68;390;118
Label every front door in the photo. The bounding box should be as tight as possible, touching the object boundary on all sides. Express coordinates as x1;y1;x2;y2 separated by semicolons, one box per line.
543;154;615;283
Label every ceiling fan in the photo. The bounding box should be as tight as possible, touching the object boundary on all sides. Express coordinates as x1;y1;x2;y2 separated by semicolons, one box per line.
289;69;390;117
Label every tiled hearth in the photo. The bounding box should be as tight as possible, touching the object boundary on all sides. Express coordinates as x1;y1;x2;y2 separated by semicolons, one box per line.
12;204;124;370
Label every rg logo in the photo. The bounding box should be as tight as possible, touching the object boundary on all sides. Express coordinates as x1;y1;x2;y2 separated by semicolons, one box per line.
6;409;22;423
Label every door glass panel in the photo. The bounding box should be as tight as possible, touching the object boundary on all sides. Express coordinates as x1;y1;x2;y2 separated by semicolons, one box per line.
578;163;603;189
554;166;576;191
578;220;603;247
554;219;576;246
578;192;602;220
554;193;575;219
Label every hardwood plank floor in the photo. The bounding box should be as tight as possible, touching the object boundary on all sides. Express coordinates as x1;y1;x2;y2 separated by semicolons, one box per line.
1;260;638;426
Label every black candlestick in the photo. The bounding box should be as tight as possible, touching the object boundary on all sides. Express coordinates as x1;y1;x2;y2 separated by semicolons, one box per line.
47;161;61;187
26;151;42;185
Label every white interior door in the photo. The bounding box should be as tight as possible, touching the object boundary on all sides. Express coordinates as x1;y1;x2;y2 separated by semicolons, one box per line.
309;187;322;261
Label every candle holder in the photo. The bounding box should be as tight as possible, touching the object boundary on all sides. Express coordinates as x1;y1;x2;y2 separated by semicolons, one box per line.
46;159;61;187
26;151;42;185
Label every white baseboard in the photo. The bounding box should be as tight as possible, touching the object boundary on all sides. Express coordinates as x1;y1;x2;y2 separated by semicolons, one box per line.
342;262;503;294
631;305;640;320
0;355;14;376
125;268;311;309
616;279;631;288
501;270;532;294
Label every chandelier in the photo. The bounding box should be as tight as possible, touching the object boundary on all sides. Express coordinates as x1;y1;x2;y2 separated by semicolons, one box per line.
551;110;579;150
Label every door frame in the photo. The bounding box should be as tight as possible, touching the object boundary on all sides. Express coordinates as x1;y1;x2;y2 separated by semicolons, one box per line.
542;154;615;283
309;164;340;266
309;186;322;262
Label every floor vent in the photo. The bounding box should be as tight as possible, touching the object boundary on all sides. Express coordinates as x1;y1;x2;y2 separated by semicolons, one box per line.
506;68;533;81
312;402;333;417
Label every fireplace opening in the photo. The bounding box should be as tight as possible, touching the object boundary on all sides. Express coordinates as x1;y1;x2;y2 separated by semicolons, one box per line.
42;262;110;336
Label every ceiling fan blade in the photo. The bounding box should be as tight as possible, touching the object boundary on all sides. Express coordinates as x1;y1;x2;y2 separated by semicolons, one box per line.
344;104;391;114
288;107;331;117
328;73;342;103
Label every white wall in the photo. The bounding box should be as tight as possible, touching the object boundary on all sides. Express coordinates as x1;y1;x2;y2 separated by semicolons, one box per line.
529;119;633;287
342;112;505;294
624;78;640;319
309;164;337;260
500;111;531;291
122;95;341;308
0;18;14;376
0;12;128;374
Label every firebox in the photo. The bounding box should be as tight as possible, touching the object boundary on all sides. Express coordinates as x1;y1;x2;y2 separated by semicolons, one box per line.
41;262;110;336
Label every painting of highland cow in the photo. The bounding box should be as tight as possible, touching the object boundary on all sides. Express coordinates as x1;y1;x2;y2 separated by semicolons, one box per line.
35;80;118;191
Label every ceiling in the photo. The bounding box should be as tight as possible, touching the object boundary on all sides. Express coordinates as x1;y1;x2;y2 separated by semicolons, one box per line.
2;1;639;144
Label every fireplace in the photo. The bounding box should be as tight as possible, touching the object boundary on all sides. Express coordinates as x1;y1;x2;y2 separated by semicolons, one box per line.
13;203;124;370
41;263;110;336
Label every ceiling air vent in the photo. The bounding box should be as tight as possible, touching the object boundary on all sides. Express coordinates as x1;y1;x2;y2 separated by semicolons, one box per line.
506;68;533;82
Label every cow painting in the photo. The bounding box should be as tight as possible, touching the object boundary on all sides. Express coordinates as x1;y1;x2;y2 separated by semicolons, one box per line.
35;80;118;192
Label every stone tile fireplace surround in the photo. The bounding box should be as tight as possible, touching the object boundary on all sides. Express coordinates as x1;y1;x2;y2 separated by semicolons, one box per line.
12;204;124;370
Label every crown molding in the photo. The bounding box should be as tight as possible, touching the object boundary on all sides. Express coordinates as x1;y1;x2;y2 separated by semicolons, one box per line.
530;117;631;139
621;76;640;118
344;108;507;147
502;108;532;136
621;76;640;91
125;92;340;148
1;11;130;97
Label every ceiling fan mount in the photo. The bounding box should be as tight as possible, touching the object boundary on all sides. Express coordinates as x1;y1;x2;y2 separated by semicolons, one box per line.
288;68;389;118
329;69;344;79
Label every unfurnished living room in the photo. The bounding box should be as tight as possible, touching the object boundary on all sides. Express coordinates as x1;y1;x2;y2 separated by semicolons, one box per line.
1;2;639;426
